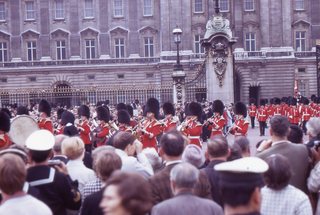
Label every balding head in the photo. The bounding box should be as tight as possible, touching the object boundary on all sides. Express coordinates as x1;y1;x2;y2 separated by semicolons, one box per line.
170;162;199;193
159;130;185;157
206;135;229;160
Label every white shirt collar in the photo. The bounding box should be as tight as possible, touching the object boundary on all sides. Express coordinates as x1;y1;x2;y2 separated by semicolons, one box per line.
165;160;182;166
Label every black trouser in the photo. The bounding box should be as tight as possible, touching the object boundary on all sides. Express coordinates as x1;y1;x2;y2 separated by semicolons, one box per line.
250;116;255;128
85;144;92;154
259;121;266;136
302;121;307;134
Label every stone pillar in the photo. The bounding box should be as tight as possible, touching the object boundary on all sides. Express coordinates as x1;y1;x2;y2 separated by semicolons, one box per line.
172;70;186;105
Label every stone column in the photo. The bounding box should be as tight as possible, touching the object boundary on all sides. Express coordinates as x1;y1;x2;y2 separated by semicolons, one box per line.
172;70;186;105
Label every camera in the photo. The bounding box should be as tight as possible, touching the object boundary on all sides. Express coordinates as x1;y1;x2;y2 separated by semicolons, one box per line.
48;160;62;166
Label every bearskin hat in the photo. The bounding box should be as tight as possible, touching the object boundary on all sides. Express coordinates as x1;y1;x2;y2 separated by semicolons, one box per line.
311;94;316;102
39;99;51;117
57;108;64;120
188;101;203;119
61;110;75;126
249;98;256;105
302;97;310;105
162;102;175;116
63;125;79;137
96;106;110;122
0;111;10;132
78;105;90;119
126;105;134;117
116;103;127;111
117;110;131;125
288;97;297;106
144;98;160;119
234;102;247;117
17;106;29;115
212;100;224;115
281;97;288;104
260;99;266;106
274;97;281;105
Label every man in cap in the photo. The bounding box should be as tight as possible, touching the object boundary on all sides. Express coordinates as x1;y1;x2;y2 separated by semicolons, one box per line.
162;102;178;133
207;100;226;138
0;111;11;150
139;98;163;150
248;98;257;129
38;99;53;133
214;157;269;215
229;102;249;137
25;130;81;215
77;105;92;152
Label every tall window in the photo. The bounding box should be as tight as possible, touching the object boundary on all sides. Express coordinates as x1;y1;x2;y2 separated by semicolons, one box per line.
27;41;36;61
0;2;6;21
115;38;125;58
144;37;154;57
194;35;204;54
0;42;8;62
114;0;123;17
143;0;152;16
56;40;66;60
26;1;36;20
194;0;203;13
295;31;306;51
245;33;256;51
219;0;229;12
55;0;64;19
84;0;94;18
295;0;304;10
85;39;95;59
244;0;254;11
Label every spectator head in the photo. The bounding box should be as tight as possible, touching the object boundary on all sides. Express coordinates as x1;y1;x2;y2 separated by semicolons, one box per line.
182;144;205;168
287;125;303;143
263;154;292;190
306;117;320;139
234;136;250;157
16;106;29;116
0;154;26;195
53;134;69;155
227;143;242;161
0;145;28;164
269;116;290;138
26;130;55;163
170;162;199;195
112;131;136;156
141;147;163;172
95;151;122;182
61;137;85;160
101;171;152;215
215;157;268;210
92;145;116;173
159;130;185;158
206;135;229;160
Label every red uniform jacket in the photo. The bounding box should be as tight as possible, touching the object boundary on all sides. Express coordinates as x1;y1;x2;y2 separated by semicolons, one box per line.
208;115;226;138
96;123;109;147
302;106;312;121
273;105;282;116
163;116;178;133
267;105;274;118
79;120;91;145
0;133;11;150
257;107;268;122
38;118;54;133
230;119;249;136
287;106;300;125
182;118;202;147
119;124;133;133
140;119;163;150
249;105;257;117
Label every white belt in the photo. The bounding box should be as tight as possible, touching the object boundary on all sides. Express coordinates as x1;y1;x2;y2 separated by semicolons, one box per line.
188;136;200;139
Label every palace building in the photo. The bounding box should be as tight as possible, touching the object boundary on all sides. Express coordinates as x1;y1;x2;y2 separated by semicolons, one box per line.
0;0;319;106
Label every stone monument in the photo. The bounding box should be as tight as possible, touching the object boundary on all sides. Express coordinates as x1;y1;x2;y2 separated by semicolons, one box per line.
201;1;236;104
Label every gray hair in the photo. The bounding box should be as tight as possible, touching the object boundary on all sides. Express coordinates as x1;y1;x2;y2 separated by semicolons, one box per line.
170;162;199;189
306;117;320;138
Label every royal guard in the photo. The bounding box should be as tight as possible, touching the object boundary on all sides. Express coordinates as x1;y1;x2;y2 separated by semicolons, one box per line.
38;99;53;133
180;102;203;147
280;97;289;116
54;108;65;135
93;106;110;147
61;110;79;137
229;102;249;137
273;98;282;116
126;105;138;128
0;111;11;150
207;100;226;138
248;98;257;128
78;105;92;152
117;110;133;133
256;99;268;136
139;98;163;150
287;97;300;125
266;99;274;120
162;102;178;133
301;97;312;134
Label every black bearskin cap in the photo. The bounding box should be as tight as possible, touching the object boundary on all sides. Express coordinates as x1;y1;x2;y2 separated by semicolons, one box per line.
78;105;90;119
212;100;225;115
116;103;127;111
188;101;202;119
144;98;160;119
61;110;75;126
117;110;131;125
234;102;247;117
96;106;110;122
162;102;175;116
39;99;51;117
0;111;10;132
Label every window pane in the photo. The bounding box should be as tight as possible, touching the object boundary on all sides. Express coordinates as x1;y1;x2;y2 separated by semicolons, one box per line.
219;0;229;11
245;33;256;51
0;2;6;20
143;0;152;16
244;0;254;11
85;0;94;18
55;0;64;19
295;0;304;10
26;2;35;20
194;0;203;12
114;0;123;17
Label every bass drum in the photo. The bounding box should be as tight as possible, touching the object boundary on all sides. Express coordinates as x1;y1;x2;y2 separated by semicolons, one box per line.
9;115;39;147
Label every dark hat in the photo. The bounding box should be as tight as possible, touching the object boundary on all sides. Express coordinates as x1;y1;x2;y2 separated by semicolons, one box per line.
145;98;160;119
212;100;224;115
0;108;11;119
249;98;256;105
281;97;288;104
17;106;29;115
0;111;10;132
162;102;175;116
126;105;134;117
188;101;202;119
61;110;75;126
274;97;281;105
57;108;64;120
260;99;266;106
311;94;317;102
78;105;90;119
116;103;127;111
39;99;51;117
288;97;297;106
63;125;79;137
234;102;247;117
96;106;110;122
117;110;131;125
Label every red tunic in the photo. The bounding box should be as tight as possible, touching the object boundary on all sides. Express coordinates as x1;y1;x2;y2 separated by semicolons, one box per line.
38;118;54;133
302;106;312;121
162;116;178;133
79;120;91;145
118;124;133;133
96;123;109;147
229;119;249;136
257;107;268;122
248;105;257;117
208;115;225;138
273;105;282;116
140;119;163;150
287;106;300;125
182;118;202;147
0;133;11;150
